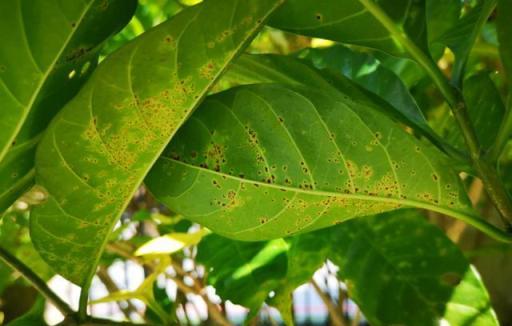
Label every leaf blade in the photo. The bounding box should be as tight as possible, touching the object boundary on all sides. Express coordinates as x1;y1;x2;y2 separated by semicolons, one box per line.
147;83;474;240
0;0;137;212
31;0;284;286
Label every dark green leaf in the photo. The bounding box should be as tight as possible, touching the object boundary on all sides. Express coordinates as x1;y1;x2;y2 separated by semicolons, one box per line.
147;83;474;241
6;296;46;326
439;0;496;85
31;0;283;286
497;0;512;89
328;210;498;326
196;235;288;315
0;0;137;213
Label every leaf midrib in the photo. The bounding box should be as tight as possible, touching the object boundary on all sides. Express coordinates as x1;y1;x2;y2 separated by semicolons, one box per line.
161;156;475;223
0;0;95;163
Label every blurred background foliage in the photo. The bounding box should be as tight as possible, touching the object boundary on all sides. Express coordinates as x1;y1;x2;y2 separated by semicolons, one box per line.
1;0;512;325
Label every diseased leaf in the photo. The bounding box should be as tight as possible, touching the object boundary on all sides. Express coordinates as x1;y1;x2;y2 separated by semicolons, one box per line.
298;45;431;136
227;53;435;140
196;235;288;315
147;83;475;241
328;210;498;326
31;0;283;286
194;210;498;326
0;0;137;213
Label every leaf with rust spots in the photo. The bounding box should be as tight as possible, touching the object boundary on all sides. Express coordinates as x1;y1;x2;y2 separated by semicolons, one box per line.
0;0;136;213
31;0;284;286
147;83;481;241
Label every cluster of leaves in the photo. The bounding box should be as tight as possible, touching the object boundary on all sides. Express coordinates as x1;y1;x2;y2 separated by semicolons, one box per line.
1;0;512;325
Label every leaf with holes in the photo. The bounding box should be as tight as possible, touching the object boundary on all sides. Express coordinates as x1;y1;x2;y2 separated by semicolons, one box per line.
0;0;137;213
30;0;284;286
147;83;482;241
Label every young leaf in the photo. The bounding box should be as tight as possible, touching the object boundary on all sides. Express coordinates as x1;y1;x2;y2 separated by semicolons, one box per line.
0;0;137;213
147;83;476;241
196;235;288;315
30;0;284;287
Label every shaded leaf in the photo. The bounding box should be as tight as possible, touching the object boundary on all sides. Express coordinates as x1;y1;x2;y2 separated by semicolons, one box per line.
328;210;498;326
196;235;288;315
497;0;512;90
0;0;137;213
439;0;497;84
6;296;46;326
147;83;474;241
31;0;283;286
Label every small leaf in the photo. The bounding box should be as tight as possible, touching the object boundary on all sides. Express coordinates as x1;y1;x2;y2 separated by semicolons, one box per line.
0;0;137;213
135;228;209;256
31;0;284;286
147;83;474;240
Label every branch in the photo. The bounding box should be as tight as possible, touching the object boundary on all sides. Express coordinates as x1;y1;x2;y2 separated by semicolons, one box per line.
0;246;74;317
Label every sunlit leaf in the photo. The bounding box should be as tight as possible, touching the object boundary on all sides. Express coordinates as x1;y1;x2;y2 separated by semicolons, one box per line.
135;228;209;256
30;0;284;286
0;0;137;213
147;83;475;241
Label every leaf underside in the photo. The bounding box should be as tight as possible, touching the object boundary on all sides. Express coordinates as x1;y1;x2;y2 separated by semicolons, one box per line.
0;0;137;212
147;83;473;241
31;0;283;286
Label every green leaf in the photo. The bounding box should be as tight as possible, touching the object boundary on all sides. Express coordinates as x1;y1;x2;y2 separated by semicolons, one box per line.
227;52;433;139
31;0;283;286
196;234;288;315
426;0;462;58
328;210;499;326
497;0;512;89
298;45;431;137
268;0;418;56
147;83;475;241
6;296;46;326
0;0;137;213
194;210;499;326
439;0;497;85
463;73;506;150
444;73;506;153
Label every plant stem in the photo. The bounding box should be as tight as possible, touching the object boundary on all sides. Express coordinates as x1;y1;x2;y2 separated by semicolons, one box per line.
310;278;345;326
0;246;74;317
359;0;512;230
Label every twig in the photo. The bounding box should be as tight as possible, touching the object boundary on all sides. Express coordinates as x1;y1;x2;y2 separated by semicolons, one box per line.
97;266;143;321
0;246;74;317
310;278;345;326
